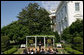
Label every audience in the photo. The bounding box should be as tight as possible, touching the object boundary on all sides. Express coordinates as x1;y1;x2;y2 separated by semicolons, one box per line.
25;48;59;54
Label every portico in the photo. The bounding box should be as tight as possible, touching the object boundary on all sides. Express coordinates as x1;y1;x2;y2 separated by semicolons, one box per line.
26;35;55;53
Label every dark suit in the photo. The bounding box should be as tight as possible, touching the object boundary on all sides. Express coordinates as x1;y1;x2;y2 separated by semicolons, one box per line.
39;43;41;50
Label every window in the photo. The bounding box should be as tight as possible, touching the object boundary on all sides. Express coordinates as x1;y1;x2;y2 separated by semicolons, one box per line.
58;14;59;21
59;12;61;18
61;10;63;17
64;17;67;28
75;3;80;11
65;6;66;13
59;22;60;30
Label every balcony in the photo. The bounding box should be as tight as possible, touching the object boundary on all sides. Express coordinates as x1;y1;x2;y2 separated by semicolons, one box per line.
49;14;56;19
50;10;56;14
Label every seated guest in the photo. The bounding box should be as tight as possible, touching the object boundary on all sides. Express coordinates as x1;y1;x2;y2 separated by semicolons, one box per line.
48;48;51;53
45;49;49;54
56;48;58;52
40;49;42;53
35;48;39;54
37;50;40;54
35;48;37;54
23;49;27;54
30;49;34;54
40;48;45;54
27;48;30;54
48;49;54;54
56;48;58;54
53;48;56;54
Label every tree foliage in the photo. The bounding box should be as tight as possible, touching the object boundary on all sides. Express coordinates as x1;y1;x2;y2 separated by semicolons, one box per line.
1;21;29;44
72;37;83;52
1;3;53;51
47;39;52;44
61;19;83;52
54;31;60;42
17;3;52;35
1;36;10;52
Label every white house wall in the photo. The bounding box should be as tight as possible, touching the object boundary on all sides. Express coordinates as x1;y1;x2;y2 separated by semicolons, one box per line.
55;1;68;34
67;1;83;26
53;1;83;34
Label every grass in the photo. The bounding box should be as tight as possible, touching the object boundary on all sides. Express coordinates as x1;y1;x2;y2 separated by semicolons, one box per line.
13;48;25;54
57;49;63;54
63;49;70;54
57;48;69;54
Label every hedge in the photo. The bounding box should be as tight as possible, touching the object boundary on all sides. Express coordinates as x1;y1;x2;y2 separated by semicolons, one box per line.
13;45;20;48
64;47;74;54
73;50;83;54
63;44;72;48
64;47;83;54
3;47;17;54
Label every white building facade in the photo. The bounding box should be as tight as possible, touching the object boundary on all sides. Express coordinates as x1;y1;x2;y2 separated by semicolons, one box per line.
49;1;83;34
49;10;56;32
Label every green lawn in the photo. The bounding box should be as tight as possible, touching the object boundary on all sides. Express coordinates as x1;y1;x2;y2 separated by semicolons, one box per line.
57;48;69;54
14;48;25;54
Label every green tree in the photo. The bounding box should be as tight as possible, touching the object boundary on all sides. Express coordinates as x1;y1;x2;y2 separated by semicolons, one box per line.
47;39;52;44
17;3;52;35
1;3;53;46
72;37;83;52
62;19;83;43
1;36;10;52
61;27;71;43
54;31;60;42
1;21;29;44
62;19;83;52
69;19;83;34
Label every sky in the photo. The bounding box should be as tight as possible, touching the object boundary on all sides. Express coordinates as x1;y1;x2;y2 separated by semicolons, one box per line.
1;1;60;28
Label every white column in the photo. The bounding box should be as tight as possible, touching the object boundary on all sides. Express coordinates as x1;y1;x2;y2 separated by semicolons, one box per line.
26;36;27;48
53;37;55;48
35;37;37;53
26;36;28;52
44;37;45;50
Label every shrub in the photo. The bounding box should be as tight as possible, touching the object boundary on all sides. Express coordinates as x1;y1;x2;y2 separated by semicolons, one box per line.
3;47;17;54
54;31;60;42
64;47;83;54
65;47;74;54
63;44;72;48
13;45;20;48
72;37;83;52
73;50;83;54
1;36;10;52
